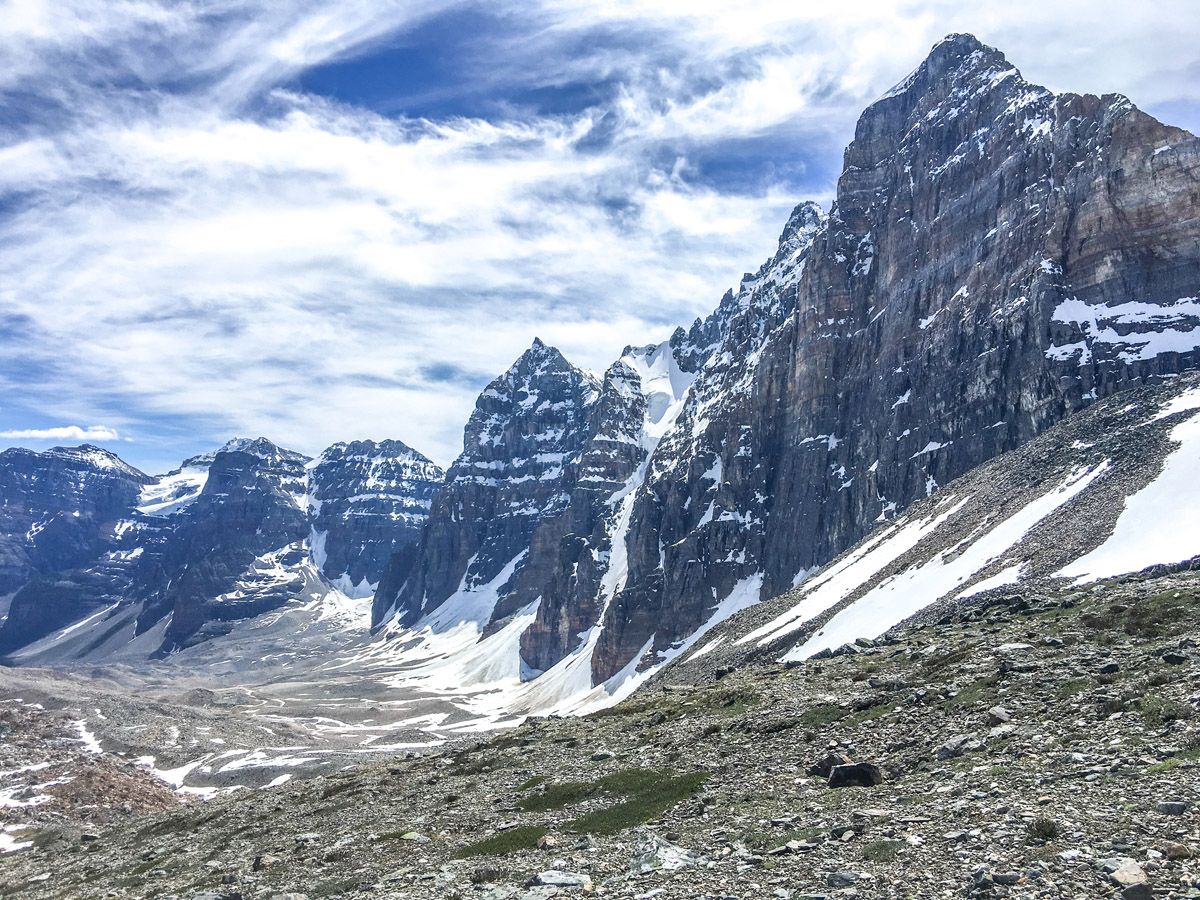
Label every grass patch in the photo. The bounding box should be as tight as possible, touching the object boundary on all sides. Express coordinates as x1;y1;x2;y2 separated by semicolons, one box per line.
517;775;546;791
862;839;904;862
454;825;548;858
846;703;892;726
1140;695;1193;726
569;772;708;835
310;877;365;897
742;826;825;850
1056;677;1090;700
798;703;847;727
1026;816;1059;845
519;780;599;812
948;676;997;706
1147;748;1200;774
517;768;709;836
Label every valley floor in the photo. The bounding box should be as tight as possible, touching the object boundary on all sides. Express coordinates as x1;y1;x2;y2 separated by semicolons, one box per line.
1;572;1198;899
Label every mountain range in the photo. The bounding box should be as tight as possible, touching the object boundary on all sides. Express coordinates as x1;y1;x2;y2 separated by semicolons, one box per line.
1;33;1198;724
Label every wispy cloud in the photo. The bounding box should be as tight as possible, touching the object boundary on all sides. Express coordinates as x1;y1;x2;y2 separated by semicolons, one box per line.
0;1;1196;471
0;425;121;441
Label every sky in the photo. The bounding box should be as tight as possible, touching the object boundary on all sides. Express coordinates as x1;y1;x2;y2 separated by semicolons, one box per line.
1;1;1198;473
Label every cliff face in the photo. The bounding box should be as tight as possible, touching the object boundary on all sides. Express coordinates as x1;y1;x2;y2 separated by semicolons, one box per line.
0;446;151;651
0;437;443;657
309;440;443;598
373;339;602;628
591;34;1200;679
371;34;1200;693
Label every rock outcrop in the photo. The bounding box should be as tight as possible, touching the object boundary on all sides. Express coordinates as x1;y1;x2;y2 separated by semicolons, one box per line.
309;440;443;598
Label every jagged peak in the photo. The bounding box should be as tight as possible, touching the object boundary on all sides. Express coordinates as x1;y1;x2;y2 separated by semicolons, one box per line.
317;438;438;467
180;436;309;471
39;444;149;480
876;32;1018;107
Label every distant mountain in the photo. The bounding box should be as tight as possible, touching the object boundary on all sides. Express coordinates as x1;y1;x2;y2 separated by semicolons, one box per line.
0;437;443;658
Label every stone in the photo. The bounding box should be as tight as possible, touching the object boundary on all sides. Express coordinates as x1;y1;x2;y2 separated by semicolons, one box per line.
808;752;853;778
628;832;696;875
986;706;1011;725
531;871;592;889
1109;859;1148;888
828;762;883;788
1163;842;1193;860
936;735;983;760
826;871;860;887
1156;800;1190;815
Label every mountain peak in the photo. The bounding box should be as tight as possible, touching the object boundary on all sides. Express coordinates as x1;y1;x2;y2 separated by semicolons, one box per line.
876;32;1015;107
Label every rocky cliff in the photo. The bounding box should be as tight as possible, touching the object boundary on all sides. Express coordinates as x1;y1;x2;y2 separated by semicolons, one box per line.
309;439;443;598
373;34;1200;692
589;33;1200;681
0;437;442;657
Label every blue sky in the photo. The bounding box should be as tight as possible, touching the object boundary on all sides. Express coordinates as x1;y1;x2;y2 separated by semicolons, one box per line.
1;0;1198;473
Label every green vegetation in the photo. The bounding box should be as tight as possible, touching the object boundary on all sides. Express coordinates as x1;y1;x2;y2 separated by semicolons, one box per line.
514;767;709;836
1147;748;1200;774
569;771;708;835
516;774;546;791
1056;677;1090;699
1026;817;1059;844
518;779;599;812
453;825;549;858
1140;695;1193;726
862;839;905;862
742;826;825;851
948;676;997;706
798;703;847;727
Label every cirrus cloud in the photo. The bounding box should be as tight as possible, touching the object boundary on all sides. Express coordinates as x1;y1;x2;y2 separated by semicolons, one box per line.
0;425;121;442
0;1;1196;473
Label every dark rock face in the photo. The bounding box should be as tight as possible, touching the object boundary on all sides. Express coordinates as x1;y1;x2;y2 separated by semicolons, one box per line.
374;339;602;628
147;439;313;649
309;440;443;598
589;33;1200;681
0;446;151;651
0;437;443;657
0;446;150;596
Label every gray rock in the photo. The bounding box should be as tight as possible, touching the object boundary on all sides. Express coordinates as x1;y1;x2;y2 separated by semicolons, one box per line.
1155;800;1190;815
936;734;983;760
828;762;883;788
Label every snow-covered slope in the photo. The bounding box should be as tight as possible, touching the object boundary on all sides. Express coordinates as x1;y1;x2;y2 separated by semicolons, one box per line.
667;375;1200;673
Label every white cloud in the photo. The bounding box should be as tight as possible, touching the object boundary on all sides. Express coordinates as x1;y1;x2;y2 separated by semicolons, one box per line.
0;1;1196;471
0;425;121;441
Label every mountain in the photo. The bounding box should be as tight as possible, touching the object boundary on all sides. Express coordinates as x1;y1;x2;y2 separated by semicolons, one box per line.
309;439;444;598
2;33;1198;718
0;437;443;658
0;445;152;640
671;372;1200;674
372;33;1200;695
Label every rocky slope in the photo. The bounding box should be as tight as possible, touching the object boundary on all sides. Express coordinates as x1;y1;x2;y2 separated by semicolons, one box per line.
370;33;1200;699
0;438;443;660
3;562;1196;898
